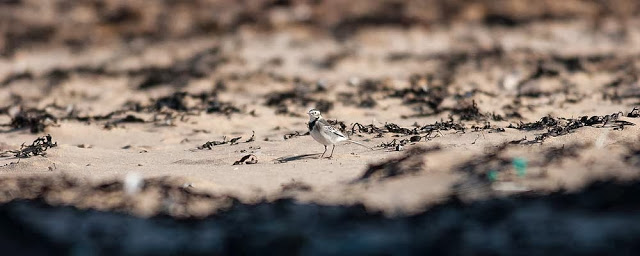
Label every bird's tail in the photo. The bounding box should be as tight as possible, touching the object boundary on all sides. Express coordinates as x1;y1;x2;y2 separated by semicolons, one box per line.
347;140;373;150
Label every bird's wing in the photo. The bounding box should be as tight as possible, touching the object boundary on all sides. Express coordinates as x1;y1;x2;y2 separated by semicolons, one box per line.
317;119;347;138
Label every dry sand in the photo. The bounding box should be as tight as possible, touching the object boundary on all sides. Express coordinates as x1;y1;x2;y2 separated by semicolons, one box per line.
1;1;640;217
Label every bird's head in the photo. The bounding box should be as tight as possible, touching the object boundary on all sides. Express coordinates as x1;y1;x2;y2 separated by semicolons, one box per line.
307;109;322;120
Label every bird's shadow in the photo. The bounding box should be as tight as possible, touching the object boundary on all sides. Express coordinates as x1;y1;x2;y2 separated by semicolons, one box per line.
274;153;319;163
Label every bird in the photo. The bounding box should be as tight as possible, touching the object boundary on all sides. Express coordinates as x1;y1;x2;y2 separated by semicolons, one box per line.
307;109;370;158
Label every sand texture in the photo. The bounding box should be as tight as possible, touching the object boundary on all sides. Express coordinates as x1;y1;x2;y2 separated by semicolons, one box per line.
1;0;640;217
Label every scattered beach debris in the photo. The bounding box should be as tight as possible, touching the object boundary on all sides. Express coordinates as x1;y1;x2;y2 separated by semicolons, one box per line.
245;131;255;142
451;100;484;121
233;154;258;165
198;135;243;149
199;138;227;149
283;131;309;140
509;112;635;143
351;123;385;135
14;134;58;158
104;114;145;129
265;81;333;116
379;138;411;150
135;47;225;89
627;107;639;118
8;108;57;133
229;136;242;145
149;91;241;116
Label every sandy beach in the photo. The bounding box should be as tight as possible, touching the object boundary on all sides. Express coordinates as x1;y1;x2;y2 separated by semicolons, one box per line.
1;0;640;218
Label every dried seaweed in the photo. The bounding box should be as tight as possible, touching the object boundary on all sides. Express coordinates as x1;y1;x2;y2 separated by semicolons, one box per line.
72;111;120;122
627;107;639;118
206;101;241;116
511;115;558;131
265;80;333;115
384;123;416;135
451;100;485;121
379;138;412;150
233;154;258;165
336;92;377;108
350;123;384;134
135;47;225;89
510;112;634;143
245;131;255;143
390;74;447;111
336;78;392;108
283;131;309;140
352;118;465;145
14;134;57;158
418;119;466;134
326;119;347;134
153;92;193;112
198;136;242;149
199;139;226;149
350;122;417;135
9;108;57;133
104;114;145;129
471;122;505;133
143;91;242;117
229;137;242;145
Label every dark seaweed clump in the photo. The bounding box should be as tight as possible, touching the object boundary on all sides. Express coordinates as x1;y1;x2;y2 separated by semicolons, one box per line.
627;107;639;118
151;91;241;116
283;131;309;140
14;134;57;158
233;154;258;165
265;80;333;116
103;115;145;129
353;118;465;148
9;108;57;133
135;47;226;89
350;119;465;149
450;100;484;121
390;74;448;112
198;136;243;149
510;112;634;143
352;119;464;136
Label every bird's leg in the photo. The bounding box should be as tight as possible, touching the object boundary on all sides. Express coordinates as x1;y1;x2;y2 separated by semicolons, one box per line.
320;145;327;158
328;145;336;158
